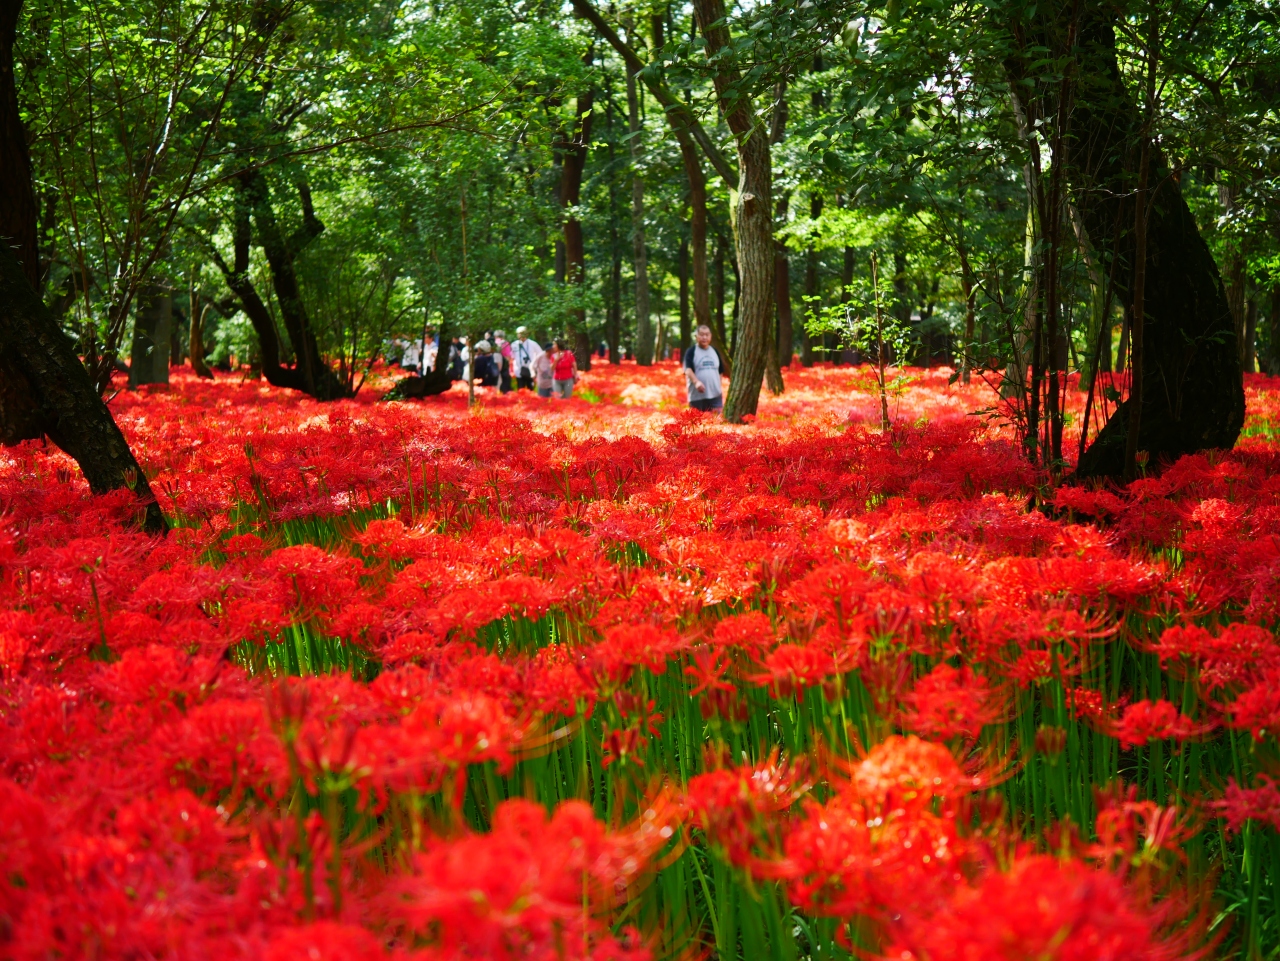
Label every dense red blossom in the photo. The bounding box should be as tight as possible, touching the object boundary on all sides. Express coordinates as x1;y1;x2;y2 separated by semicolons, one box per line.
0;363;1276;957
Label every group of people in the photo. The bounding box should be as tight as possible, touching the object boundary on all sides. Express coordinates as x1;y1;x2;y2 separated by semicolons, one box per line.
394;322;728;411
396;327;581;398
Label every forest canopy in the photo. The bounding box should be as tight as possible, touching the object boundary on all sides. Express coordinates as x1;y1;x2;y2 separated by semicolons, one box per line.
8;0;1280;447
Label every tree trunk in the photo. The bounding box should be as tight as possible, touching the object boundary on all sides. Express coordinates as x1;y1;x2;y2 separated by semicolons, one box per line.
679;237;691;352
1033;3;1243;477
692;0;777;420
712;233;729;350
0;0;45;437
803;194;822;366
0;0;163;533
129;284;172;387
775;197;794;369
1244;298;1257;374
626;65;652;366
679;139;713;343
609;212;622;364
190;302;214;379
0;246;166;531
212;176;303;391
242;172;350;399
560;88;594;371
771;77;791;371
1268;284;1280;375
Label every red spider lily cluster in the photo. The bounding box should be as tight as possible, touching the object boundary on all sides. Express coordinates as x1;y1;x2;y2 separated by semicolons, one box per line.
1;362;1278;959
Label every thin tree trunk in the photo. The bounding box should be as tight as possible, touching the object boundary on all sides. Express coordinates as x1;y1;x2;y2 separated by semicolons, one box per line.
625;62;652;365
609;212;622;365
189;273;213;378
692;0;777;420
803;194;822;367
190;302;214;378
1268;284;1280;375
560;88;594;371
771;80;792;371
679;238;691;352
775;199;793;370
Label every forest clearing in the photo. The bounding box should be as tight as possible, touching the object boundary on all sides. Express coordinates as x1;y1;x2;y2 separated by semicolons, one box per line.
2;0;1280;957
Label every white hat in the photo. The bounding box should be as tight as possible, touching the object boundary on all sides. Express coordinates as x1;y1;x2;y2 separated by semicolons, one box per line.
515;325;529;334
475;340;493;353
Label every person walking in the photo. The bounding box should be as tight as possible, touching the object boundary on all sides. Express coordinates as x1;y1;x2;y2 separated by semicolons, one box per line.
551;339;578;399
683;324;727;412
511;327;543;391
534;343;555;397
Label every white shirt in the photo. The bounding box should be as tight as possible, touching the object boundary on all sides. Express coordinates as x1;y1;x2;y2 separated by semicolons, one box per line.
511;338;544;375
685;345;724;401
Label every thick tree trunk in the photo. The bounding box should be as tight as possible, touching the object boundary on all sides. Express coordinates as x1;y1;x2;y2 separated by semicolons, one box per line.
626;66;652;366
129;285;172;387
0;0;163;533
0;247;166;531
560;89;594;371
1;0;45;437
1035;4;1244;477
692;0;776;420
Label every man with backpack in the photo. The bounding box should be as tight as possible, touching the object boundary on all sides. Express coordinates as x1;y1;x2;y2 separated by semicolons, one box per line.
683;325;727;412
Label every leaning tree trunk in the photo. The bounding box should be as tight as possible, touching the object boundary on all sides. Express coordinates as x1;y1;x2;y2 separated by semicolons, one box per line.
242;172;350;399
692;0;777;421
1025;3;1243;477
0;0;164;533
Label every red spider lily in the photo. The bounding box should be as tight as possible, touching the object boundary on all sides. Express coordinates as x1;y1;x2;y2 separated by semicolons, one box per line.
901;663;1007;739
882;853;1203;961
1212;775;1280;835
685;750;811;875
1108;700;1218;748
379;798;670;961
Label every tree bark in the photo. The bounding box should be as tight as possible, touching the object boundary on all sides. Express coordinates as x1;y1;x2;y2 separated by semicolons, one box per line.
0;0;163;533
771;82;792;370
559;88;594;371
211;175;305;391
190;303;214;379
1031;4;1244;477
625;62;652;366
0;246;166;531
775;196;794;369
803;194;822;366
242;172;349;399
129;285;172;387
692;0;776;420
0;0;45;438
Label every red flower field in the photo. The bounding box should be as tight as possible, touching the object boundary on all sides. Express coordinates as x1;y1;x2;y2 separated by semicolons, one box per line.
3;361;1280;959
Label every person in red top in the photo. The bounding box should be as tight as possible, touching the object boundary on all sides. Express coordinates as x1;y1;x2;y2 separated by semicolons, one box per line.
551;339;578;398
